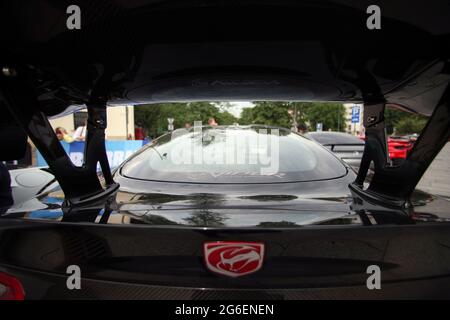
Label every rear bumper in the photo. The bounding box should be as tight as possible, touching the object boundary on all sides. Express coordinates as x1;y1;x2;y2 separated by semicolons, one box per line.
2;218;450;299
3;266;450;299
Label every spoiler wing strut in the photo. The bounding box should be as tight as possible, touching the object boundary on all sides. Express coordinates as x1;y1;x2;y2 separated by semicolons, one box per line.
0;65;119;206
351;79;450;208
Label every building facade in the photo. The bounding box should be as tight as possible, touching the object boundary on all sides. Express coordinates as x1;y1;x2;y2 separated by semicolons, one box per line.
49;105;135;140
343;103;364;135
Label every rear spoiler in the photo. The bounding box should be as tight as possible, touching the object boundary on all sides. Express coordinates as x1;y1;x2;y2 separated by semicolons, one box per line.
1;65;449;210
322;143;364;152
351;79;450;209
1;66;119;206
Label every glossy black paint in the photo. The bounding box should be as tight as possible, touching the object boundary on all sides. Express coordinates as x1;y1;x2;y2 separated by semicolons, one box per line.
1;163;450;298
1;187;450;298
304;132;365;169
1;0;450;299
1;0;449;205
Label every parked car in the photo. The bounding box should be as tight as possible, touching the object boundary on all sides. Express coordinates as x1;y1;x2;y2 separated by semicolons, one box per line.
304;131;365;169
388;136;415;160
345;133;416;161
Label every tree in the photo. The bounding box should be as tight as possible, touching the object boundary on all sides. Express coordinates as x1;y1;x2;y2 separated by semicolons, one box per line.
134;103;164;138
238;101;292;128
238;101;346;131
385;108;405;134
134;102;238;138
239;107;255;125
215;111;238;125
385;107;427;135
304;102;346;132
395;117;427;135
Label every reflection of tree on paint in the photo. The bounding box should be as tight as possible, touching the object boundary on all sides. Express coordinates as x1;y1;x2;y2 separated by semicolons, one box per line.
240;195;297;202
186;194;227;227
140;214;178;225
135;193;190;204
183;211;228;227
134;193;229;226
257;221;297;227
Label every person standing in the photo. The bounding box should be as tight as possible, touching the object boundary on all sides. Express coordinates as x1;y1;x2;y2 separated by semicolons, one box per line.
55;127;74;143
296;123;308;135
73;121;87;141
208;118;218;126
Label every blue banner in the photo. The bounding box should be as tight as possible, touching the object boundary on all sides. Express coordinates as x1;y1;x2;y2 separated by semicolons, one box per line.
36;140;148;168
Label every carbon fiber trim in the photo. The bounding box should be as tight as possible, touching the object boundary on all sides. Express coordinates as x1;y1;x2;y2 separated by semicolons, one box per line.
41;275;450;300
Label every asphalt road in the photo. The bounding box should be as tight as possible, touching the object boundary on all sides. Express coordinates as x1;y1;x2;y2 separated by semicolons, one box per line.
418;142;450;197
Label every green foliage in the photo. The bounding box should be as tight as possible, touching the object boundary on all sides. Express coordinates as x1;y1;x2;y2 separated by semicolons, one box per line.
215;111;238;125
239;102;292;128
239;107;255;125
395;117;427;135
385;108;406;134
134;102;237;138
304;102;346;132
385;107;427;135
239;101;346;131
134;101;427;138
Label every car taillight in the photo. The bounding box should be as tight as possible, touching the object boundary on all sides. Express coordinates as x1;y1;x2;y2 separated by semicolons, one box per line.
0;272;25;300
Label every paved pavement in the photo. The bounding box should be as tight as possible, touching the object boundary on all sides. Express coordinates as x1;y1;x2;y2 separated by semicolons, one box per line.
418;142;450;197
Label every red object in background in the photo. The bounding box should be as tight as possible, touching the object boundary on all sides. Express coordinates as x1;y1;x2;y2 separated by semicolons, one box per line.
356;135;415;159
0;272;25;300
388;137;414;159
134;127;145;140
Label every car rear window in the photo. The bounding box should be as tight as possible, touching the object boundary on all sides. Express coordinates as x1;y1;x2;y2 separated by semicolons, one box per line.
121;126;347;183
305;132;364;145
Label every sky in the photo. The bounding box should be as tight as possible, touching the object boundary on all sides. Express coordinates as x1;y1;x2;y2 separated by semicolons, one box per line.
225;101;254;118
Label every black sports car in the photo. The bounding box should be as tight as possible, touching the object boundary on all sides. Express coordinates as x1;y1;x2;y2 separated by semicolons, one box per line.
2;124;450;299
1;0;450;300
304;131;365;169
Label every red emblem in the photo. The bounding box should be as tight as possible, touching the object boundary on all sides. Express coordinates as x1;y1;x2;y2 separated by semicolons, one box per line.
203;241;265;277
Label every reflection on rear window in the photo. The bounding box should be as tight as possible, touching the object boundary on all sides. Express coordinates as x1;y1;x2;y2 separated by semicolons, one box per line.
305;132;364;145
122;126;347;183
